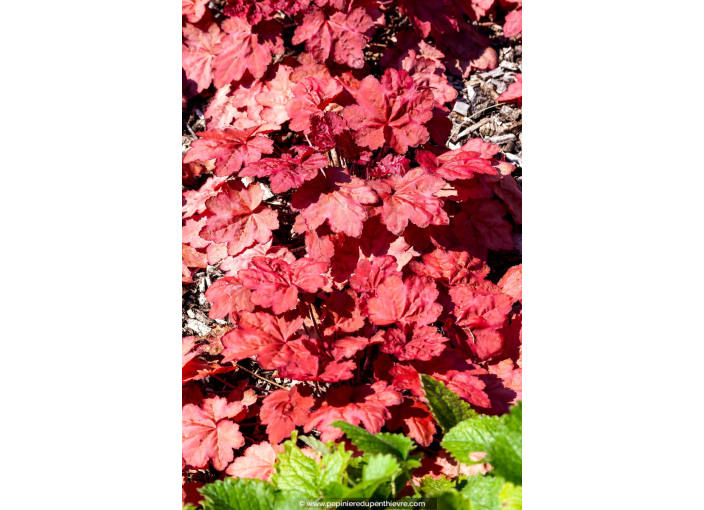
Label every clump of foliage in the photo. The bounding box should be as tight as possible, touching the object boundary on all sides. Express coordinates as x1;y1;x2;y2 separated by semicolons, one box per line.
182;0;522;506
188;377;521;509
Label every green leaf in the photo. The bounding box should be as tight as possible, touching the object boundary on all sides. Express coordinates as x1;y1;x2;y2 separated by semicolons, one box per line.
498;482;522;510
441;415;500;465
331;421;415;460
487;402;522;485
461;475;505;510
271;437;352;500
362;454;401;481
199;478;275;510
318;444;353;488
299;435;330;456
270;439;320;499
183;504;198;510
437;490;472;510
340;478;390;500
421;374;477;433
419;474;455;496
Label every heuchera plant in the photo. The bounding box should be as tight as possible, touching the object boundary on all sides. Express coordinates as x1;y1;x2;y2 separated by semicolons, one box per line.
183;0;522;507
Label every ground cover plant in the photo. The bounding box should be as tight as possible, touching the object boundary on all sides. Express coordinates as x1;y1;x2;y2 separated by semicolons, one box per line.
182;0;522;507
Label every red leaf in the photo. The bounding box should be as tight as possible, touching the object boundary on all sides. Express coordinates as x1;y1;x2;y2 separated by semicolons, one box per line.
343;69;435;154
260;386;315;444
213;17;282;87
239;256;329;314
396;0;459;37
502;9;522;38
417;148;498;181
183;127;275;177
255;64;295;128
380;324;447;361
367;275;442;327
205;276;254;320
449;283;513;330
183;23;223;93
225;442;283;480
369;168;449;235
497;73;522;104
240;147;329;193
182;393;256;470
453;199;514;251
292;5;374;69
498;264;522;303
321;289;365;335
304;382;403;441
204;78;265;131
183;176;228;219
201;181;279;256
409;247;489;285
349;255;401;294
386;397;437;447
291;167;378;238
286;77;343;133
183;0;209;23
220;311;304;368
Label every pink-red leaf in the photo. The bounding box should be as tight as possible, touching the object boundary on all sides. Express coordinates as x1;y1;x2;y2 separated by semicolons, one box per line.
343;69;435;154
367;275;442;327
205;276;254;320
183;127;275;177
220;311;304;368
260;386;316;444
304;382;403;441
182;393;256;470
369;168;449;235
201;181;279;256
239;257;329;314
291;167;378;238
225;442;282;480
240;147;328;193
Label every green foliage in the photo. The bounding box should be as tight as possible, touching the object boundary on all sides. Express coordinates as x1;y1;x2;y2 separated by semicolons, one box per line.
183;504;198;510
199;478;275;510
420;374;477;433
436;490;472;509
441;415;500;465
192;403;522;510
271;433;352;500
486;402;522;485
420;474;456;495
461;475;505;510
498;482;522;510
331;421;415;460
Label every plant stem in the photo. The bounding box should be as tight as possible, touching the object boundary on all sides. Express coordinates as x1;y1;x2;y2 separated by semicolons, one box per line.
403;466;421;497
233;363;288;390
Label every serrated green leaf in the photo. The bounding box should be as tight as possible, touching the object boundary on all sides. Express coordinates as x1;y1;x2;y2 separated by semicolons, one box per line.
199;478;275;510
461;475;505;510
340;478;389;500
499;481;522;510
272;437;352;500
274;491;313;510
437;490;472;510
441;415;499;465
318;444;353;488
321;482;347;499
270;440;320;498
419;474;455;496
363;454;401;481
421;375;477;433
299;435;330;456
487;402;522;485
331;421;415;460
